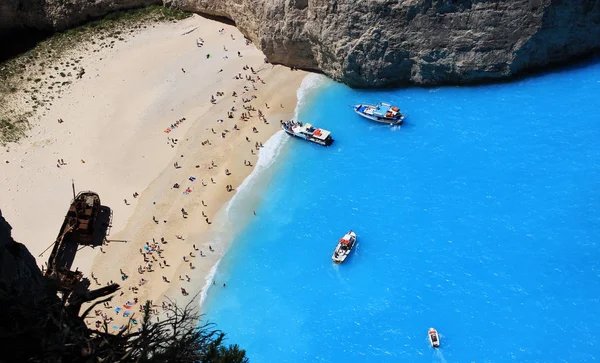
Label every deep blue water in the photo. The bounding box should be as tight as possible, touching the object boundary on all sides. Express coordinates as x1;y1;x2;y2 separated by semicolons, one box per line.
203;60;600;362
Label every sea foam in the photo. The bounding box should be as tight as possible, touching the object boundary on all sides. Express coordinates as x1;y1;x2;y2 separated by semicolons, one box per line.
294;73;329;122
224;130;288;216
226;73;329;216
199;258;221;308
200;73;328;309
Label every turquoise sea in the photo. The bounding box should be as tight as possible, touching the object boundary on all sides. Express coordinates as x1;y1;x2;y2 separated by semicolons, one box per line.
202;59;600;362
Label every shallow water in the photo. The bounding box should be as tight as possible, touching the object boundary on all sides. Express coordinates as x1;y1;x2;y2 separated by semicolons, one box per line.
203;60;600;362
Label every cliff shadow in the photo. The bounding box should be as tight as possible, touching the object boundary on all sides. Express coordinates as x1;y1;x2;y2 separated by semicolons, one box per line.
196;12;236;27
0;29;52;64
509;52;600;84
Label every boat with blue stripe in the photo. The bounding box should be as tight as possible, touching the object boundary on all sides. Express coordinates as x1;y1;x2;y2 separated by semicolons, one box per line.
353;102;405;125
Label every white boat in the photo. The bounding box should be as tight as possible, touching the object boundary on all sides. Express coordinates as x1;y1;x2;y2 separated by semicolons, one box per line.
332;231;357;264
353;102;405;125
281;120;334;146
428;328;440;348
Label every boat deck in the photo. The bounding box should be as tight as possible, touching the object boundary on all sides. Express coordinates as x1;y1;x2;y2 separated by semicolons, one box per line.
294;124;330;140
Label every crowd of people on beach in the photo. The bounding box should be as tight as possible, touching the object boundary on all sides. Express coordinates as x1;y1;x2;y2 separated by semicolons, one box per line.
164;117;186;134
85;25;275;332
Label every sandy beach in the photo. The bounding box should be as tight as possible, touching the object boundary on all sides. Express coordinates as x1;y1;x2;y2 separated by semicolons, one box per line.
0;14;306;329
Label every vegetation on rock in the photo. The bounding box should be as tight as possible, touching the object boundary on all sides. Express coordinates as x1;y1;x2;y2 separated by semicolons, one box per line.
0;5;191;146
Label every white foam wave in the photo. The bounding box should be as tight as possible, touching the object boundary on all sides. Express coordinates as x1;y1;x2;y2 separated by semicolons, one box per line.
199;259;221;308
198;74;329;309
224;74;328;215
225;130;288;215
294;73;329;121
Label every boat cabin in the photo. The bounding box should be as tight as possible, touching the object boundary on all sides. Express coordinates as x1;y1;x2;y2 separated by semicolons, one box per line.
66;192;101;242
366;103;400;119
282;120;333;146
297;123;330;141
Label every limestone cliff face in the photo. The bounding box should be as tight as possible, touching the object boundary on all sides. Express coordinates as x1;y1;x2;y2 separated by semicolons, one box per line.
171;0;600;87
2;0;600;87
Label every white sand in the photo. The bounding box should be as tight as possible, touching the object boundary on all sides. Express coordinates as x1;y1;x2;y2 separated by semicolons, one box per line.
0;14;307;327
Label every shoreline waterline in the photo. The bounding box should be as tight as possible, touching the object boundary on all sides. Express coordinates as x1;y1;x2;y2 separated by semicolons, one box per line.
202;58;600;361
198;74;331;311
0;13;309;333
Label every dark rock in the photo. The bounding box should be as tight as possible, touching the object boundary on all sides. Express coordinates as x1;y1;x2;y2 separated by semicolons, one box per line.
0;209;47;303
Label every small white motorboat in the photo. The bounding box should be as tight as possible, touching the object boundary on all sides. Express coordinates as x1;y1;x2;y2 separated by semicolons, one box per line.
428;328;440;348
332;230;357;264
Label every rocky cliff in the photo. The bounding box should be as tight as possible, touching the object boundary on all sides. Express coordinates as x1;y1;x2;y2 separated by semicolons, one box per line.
2;0;600;87
0;209;46;297
0;0;160;32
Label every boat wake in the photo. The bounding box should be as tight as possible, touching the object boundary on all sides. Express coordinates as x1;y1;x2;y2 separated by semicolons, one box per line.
425;333;447;362
434;349;447;363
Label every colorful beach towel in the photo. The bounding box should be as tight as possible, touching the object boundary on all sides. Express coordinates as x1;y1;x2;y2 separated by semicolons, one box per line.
184;187;193;195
